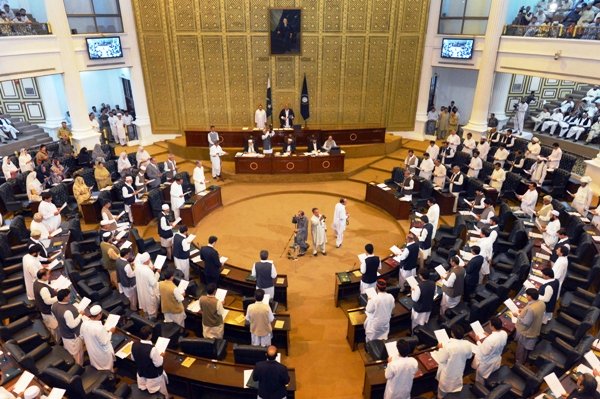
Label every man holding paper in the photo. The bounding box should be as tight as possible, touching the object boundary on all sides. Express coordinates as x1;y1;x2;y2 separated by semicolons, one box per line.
159;268;186;328
472;317;507;383
199;283;225;339
33;268;59;343
434;324;473;398
116;248;137;310
310;208;327;256
364;279;395;342
158;204;176;260
539;268;559;324
517;182;539;217
541;210;561;248
51;289;85;366
464;246;484;299
135;252;160;320
122;175;141;222
332;198;349;248
80;305;115;371
38;192;62;233
23;246;42;301
246;289;274;347
360;244;381;294
440;256;465;316
173;225;192;280
131;325;169;397
100;232;120;288
410;269;436;330
552;245;569;293
515;288;545;364
200;235;222;287
396;234;419;292
169;175;186;220
251;250;278;299
384;340;418;399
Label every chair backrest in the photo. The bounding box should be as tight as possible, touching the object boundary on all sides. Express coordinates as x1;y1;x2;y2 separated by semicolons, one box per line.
418;179;433;199
480;161;494;180
48;183;69;207
111;180;125;202
560;153;576;172
178;337;217;358
391;167;403;182
233;343;268;365
130;228;145;251
40;367;85;397
77;168;96;189
502;173;521;198
128;313;155;337
8;215;29;243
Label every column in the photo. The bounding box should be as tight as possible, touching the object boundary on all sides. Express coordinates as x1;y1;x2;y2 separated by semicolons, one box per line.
461;0;510;140
44;0;100;151
413;0;442;139
119;0;155;146
37;74;66;140
488;72;512;124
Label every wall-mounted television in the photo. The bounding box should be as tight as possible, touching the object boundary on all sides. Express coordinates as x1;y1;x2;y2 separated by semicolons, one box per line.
86;37;123;60
441;38;474;60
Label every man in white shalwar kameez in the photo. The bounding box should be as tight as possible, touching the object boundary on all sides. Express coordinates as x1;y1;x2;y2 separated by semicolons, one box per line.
169;176;185;220
38;192;62;233
192;160;207;193
135;253;160;319
80;305;115;371
472;317;507;384
255;104;267;129
419;153;434;180
434;324;473;398
310;208;327;256
467;151;482;178
115;113;127;145
332;198;348;248
384;340;418;399
569;176;593;215
526;157;548;185
364;279;395;342
209;142;226;181
422;198;440;238
542;210;561;248
517;183;539;217
136;146;150;167
432;160;447;189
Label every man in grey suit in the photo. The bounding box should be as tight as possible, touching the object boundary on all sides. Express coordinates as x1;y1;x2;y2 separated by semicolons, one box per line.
145;158;162;189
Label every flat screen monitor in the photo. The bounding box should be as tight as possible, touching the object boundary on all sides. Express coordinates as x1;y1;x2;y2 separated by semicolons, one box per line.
440;38;474;60
86;37;123;60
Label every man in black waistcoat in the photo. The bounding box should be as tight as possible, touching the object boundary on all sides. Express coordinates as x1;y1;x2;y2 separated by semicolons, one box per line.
33;268;59;343
397;234;419;292
411;268;436;330
253;345;290;399
158;204;175;260
131;325;168;396
251;250;278;299
360;243;381;294
51;289;84;365
464;246;484;300
539;268;560;324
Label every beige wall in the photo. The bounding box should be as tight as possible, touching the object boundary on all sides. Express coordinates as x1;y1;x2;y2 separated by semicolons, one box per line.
131;0;430;133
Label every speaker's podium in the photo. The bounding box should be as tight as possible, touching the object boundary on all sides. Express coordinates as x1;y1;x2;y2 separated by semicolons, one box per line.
179;186;223;227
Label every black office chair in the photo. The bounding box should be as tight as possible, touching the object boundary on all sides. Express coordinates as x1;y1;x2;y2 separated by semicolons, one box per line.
445;382;512;399
178;337;227;360
541;307;600;346
93;383;166;399
7;215;29;245
528;335;595;374
0;316;50;342
233;344;268;365
5;334;75;375
486;362;554;398
40;365;114;398
131;227;163;260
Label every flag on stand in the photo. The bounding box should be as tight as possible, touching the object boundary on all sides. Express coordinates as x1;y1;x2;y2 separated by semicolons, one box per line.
266;76;273;120
300;75;310;121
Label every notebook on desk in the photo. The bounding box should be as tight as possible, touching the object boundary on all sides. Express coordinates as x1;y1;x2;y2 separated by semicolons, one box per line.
416;352;438;371
337;272;351;284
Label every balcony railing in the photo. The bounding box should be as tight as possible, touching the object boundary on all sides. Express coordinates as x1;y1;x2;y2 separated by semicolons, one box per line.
0;22;51;36
503;24;600;41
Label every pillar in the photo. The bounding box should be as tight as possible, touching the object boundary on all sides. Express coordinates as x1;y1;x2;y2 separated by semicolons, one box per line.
44;0;100;151
37;74;66;140
489;72;512;123
414;0;442;139
461;0;510;140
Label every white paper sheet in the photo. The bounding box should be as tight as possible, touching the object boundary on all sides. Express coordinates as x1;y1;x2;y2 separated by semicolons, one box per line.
115;230;127;240
584;350;600;370
435;265;448;278
48;258;61;270
406;276;419;290
155;337;170;354
77;297;92;311
187;299;200;312
523;280;535;290
115;341;133;359
389;245;402;255
49;275;71;290
536;253;550;261
104;314;120;331
190;249;199;257
357;253;367;263
528;232;543;239
120;241;132;250
49;228;63;237
177;279;189;292
216;288;227;302
504;298;520;314
385;341;399;358
470;321;487;339
154;255;166;270
434;329;450;345
191;256;201;263
243;369;253;388
47;388;66;399
172;217;181;226
12;370;34;394
219;256;228;264
543;372;566;397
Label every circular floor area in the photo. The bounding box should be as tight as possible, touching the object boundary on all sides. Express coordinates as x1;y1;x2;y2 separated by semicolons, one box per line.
189;188;406;398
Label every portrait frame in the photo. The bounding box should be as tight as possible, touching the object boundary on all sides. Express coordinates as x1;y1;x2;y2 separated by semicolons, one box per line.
269;8;302;56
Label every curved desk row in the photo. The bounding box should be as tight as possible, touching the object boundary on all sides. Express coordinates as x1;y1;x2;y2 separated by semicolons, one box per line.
334;256;399;307
235;153;345;174
185;127;386;147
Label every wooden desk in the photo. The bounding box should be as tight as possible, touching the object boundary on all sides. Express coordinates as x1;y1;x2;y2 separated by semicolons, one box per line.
180;187;223;227
334;257;399;307
185;127;386;148
114;331;296;398
235;154;345;174
433;188;456;215
131;200;152;226
346;302;410;351
80;199;101;224
190;257;289;308
365;183;411;220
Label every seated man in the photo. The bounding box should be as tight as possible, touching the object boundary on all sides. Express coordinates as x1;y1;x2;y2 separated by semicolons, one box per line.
566;113;592;141
531;107;551;131
0;117;18;140
540;109;564;135
492;144;510;168
321;135;337;152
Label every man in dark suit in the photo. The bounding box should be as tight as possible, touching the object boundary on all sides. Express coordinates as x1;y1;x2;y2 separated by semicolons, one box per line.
464;246;483;299
145;158;162;189
253;345;290;399
279;105;295;128
200;235;221;286
281;134;296;154
307;135;320;153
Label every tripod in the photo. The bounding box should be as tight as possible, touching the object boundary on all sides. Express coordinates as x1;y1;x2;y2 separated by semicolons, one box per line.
280;219;298;260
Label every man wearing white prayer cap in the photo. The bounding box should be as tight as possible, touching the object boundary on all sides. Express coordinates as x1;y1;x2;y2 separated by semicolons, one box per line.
135;252;160;320
80;304;115;371
568;176;593;215
158;204;176;260
24;386;42;399
541;210;561;248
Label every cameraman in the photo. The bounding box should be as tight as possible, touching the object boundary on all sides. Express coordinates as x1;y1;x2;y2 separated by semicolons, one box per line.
292;211;309;256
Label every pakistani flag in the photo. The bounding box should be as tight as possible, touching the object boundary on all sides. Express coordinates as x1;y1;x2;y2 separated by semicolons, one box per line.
300;75;310;120
266;77;273;119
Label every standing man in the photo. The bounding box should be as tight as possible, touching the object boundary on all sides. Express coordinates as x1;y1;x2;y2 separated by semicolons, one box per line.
419;152;434;181
246;289;274;347
145;158;162;189
539;268;559;324
115;113;127;145
51;289;84;366
411;269;435;331
440;256;465;315
116;248;137;310
135;253;160;320
489;162;506;191
432;160;447;189
199;283;225;339
261;125;275;154
310;208;327;256
80;305;115;371
384;340;418;399
192;160;207;193
332;198;349;248
364;279;395;342
515;288;545;364
251;250;277;299
123;111;135;140
23;246;42;301
209;141;226;182
292;210;309;257
472;316;507;384
159;268;186;328
200;236;222;287
279;104;295;128
435;324;474;398
255;104;267;130
122;176;140;222
360;243;381;294
158;204;176;260
169;175;186;221
517;182;539;217
164;154;177;181
253;345;290;399
425;197;440;239
464;246;483;299
405;150;419;174
100;232;119;288
552;245;569;293
448;165;464;213
467;150;483;178
33;269;58;343
207;125;219;146
131;326;168;397
516;98;528;134
396;234;419;292
173;225;191;280
399;170;415;201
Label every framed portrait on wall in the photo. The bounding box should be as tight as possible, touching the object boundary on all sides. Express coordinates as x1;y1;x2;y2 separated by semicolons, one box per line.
270;9;301;55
